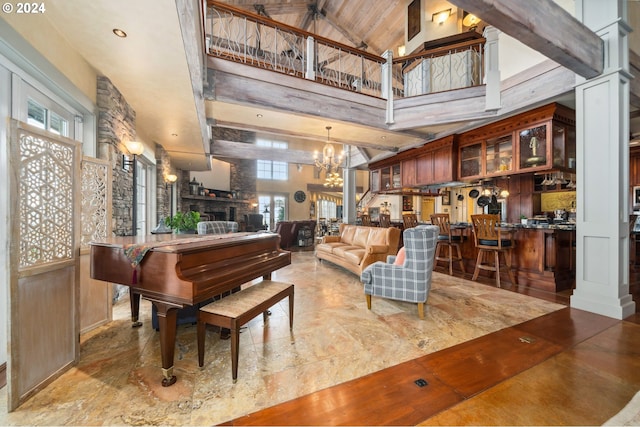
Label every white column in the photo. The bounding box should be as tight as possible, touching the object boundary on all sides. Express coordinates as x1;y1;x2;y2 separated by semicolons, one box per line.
342;145;357;225
483;26;501;111
571;0;635;319
381;49;394;125
305;36;315;80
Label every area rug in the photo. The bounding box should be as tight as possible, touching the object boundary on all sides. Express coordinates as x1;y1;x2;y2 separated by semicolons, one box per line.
604;390;640;426
1;252;566;426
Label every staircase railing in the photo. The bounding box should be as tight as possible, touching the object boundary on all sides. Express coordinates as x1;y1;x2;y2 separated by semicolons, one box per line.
206;1;485;101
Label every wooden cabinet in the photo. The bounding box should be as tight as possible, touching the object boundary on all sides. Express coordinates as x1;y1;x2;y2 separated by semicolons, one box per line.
433;146;454;183
459;143;482;179
369;135;455;192
402;158;416;186
416;152;435;185
458;103;576;179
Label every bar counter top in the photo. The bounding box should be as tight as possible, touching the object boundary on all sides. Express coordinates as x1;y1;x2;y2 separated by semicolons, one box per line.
451;222;576;231
436;222;575;292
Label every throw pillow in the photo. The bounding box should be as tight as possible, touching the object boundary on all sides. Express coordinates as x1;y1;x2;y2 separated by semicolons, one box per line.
393;247;406;266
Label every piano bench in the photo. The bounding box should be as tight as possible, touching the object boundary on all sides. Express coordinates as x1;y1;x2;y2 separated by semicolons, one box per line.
197;280;294;382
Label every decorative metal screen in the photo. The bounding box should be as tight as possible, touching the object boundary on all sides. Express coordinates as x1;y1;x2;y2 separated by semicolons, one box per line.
16;124;77;268
80;158;111;250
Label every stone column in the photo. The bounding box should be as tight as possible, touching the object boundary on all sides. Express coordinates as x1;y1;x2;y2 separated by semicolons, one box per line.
571;0;635;319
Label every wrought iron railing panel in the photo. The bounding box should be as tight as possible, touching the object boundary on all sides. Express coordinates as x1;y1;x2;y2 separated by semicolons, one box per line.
394;45;484;98
206;1;485;100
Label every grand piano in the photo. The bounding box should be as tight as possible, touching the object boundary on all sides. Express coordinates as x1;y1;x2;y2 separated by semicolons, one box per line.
90;232;291;386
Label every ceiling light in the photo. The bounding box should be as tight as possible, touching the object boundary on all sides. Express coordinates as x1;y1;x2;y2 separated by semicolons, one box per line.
113;28;127;38
314;126;343;173
432;9;451;25
256;114;263;118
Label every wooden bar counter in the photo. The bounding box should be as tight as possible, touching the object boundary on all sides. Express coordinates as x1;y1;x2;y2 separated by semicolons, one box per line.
438;223;575;293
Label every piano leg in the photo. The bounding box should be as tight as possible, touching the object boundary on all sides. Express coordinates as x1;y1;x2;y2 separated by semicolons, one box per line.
154;302;179;387
129;291;143;328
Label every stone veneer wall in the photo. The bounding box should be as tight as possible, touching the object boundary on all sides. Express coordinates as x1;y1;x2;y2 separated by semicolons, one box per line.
178;159;256;224
96;76;136;237
175;127;259;227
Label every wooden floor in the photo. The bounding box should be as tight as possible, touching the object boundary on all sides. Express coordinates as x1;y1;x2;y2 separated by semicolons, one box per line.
224;266;640;426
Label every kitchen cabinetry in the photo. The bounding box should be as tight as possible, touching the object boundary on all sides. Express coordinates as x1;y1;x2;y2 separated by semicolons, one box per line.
375;164;402;192
369;135;455;192
458;103;575;179
415;137;455;186
459;143;482;179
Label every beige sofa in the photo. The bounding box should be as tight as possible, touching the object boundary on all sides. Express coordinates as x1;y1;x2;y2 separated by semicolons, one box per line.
315;224;401;275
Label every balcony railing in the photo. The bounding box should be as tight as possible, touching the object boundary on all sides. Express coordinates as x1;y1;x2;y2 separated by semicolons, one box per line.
205;1;485;101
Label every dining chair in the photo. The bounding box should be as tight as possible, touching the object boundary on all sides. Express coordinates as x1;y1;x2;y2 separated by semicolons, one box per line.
470;214;516;288
361;214;372;226
431;213;465;276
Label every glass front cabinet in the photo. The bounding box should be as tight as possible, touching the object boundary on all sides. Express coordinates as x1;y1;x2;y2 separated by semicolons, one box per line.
458;103;576;178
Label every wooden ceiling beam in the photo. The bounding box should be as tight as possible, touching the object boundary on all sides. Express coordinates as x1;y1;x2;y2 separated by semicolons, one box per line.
212;121;400;152
247;1;310;15
317;7;368;50
211;139;316;163
448;0;603;79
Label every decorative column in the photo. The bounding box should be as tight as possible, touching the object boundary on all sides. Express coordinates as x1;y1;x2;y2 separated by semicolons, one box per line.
342;145;357;225
381;49;394;125
483;25;501;111
571;0;635;319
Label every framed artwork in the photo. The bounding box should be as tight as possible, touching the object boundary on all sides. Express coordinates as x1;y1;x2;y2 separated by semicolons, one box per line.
407;0;421;42
634;186;640;207
441;190;451;205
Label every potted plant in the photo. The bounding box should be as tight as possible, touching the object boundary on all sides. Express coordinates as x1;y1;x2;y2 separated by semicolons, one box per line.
165;211;200;234
520;214;528;225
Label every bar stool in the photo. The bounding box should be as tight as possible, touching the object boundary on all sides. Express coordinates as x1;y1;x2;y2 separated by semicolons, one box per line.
431;213;465;276
379;213;391;228
470;214;516;288
403;213;418;229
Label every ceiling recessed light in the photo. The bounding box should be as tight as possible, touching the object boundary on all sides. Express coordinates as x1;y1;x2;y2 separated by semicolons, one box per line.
256;114;263;118
113;28;127;38
381;136;387;140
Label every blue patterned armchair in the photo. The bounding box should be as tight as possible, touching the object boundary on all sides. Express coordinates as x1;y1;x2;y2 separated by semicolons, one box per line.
360;225;438;319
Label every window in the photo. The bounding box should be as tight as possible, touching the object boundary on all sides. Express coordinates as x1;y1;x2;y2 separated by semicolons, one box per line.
135;161;148;236
318;199;337;219
256;140;288;180
258;194;288;231
26;98;70;137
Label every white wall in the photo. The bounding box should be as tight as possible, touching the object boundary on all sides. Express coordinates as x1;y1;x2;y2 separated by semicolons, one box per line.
0;62;10;369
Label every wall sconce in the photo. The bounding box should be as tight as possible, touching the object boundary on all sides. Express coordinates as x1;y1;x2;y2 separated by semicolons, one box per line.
122;140;145;236
397;45;406;56
431;8;451;25
122;140;144;171
462;13;480;29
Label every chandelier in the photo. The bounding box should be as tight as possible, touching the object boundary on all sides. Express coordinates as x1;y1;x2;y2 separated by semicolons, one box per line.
324;171;343;188
314;126;343;173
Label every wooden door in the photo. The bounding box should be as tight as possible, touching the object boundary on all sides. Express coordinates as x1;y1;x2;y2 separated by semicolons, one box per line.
421;197;436;221
7;120;81;410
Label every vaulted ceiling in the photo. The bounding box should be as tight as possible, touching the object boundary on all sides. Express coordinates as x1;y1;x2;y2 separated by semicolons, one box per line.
27;0;640;171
